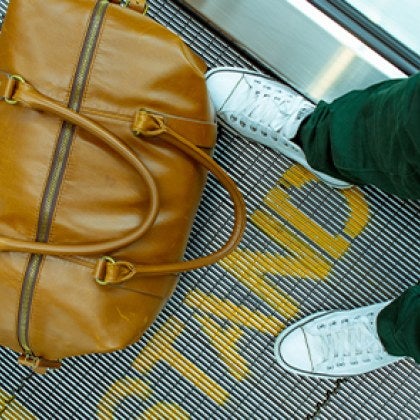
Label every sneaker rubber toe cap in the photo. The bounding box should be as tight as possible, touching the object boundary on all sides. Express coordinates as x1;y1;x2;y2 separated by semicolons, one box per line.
205;69;243;110
275;328;313;373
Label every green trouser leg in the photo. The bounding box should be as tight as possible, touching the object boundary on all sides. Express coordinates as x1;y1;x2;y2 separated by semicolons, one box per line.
297;76;420;360
297;73;420;199
377;283;420;362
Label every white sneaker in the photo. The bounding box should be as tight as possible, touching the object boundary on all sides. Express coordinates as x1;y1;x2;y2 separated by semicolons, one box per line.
274;301;403;379
206;67;352;189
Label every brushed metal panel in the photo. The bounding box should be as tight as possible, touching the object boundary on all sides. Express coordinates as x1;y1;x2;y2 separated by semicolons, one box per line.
179;0;406;102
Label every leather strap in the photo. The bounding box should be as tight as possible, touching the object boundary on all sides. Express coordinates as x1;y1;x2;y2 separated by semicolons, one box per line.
125;110;246;276
132;109;217;148
94;111;247;280
1;73;247;275
0;72;160;255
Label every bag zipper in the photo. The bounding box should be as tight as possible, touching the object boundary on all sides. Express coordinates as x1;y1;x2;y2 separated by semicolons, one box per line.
17;0;109;357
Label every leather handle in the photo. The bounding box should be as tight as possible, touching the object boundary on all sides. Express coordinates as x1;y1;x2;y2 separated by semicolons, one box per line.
0;74;160;255
92;116;248;281
1;75;247;275
122;110;247;276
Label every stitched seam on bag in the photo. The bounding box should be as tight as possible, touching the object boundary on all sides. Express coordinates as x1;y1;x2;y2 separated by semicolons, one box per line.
112;286;165;299
82;108;132;121
80;108;216;150
82;106;217;125
179;39;205;76
59;256;96;269
45;255;93;271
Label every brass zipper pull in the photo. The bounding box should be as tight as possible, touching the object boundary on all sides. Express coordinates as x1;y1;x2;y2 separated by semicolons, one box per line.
17;354;61;375
115;0;148;14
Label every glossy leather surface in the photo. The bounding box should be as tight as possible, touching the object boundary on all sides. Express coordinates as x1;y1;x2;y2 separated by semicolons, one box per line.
0;0;243;362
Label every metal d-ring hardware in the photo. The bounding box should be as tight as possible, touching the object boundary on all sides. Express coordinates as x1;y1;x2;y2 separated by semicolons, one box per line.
4;74;25;105
95;256;117;285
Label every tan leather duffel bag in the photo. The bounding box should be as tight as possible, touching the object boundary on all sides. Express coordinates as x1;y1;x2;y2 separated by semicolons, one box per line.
0;0;246;373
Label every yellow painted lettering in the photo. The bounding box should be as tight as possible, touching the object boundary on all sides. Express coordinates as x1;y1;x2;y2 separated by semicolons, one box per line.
133;316;229;405
142;402;190;419
219;167;369;320
97;377;151;420
194;313;248;381
185;290;283;334
0;388;36;420
97;377;190;419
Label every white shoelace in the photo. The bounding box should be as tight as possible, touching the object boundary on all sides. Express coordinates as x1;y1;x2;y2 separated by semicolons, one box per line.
224;78;314;140
314;314;384;371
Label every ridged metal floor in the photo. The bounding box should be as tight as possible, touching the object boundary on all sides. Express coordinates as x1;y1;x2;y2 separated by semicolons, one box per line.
0;0;419;419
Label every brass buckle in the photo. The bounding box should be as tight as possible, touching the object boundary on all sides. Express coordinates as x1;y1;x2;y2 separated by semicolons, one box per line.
95;256;116;285
18;353;61;374
4;74;25;105
119;0;148;14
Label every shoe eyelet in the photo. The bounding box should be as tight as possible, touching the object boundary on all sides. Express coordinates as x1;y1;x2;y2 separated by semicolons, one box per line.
261;131;268;137
250;126;257;132
240;121;246;128
230;115;238;122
